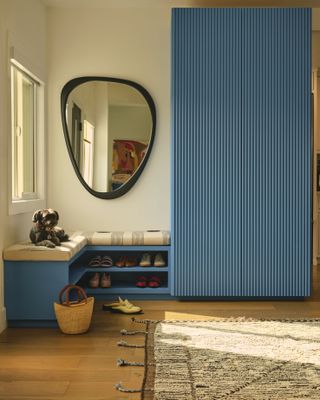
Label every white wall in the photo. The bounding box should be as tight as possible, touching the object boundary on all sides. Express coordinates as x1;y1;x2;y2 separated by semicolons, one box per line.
312;8;320;31
47;6;170;232
313;32;320;70
0;0;47;332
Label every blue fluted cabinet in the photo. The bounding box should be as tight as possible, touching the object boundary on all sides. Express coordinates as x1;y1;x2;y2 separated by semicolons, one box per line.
171;8;311;297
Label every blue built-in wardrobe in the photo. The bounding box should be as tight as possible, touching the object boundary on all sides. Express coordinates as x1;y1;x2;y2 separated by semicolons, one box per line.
171;8;311;297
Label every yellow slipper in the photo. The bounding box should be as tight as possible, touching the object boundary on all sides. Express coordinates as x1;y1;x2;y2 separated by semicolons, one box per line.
109;303;142;314
102;297;142;313
106;297;126;307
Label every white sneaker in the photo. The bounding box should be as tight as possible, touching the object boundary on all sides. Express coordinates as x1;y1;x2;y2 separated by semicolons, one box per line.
139;253;151;267
154;253;166;267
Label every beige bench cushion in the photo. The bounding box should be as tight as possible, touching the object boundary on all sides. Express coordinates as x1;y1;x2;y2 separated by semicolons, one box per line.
3;232;87;261
86;230;171;246
3;230;171;261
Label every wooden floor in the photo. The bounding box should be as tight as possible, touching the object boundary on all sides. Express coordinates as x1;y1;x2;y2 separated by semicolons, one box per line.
1;267;320;400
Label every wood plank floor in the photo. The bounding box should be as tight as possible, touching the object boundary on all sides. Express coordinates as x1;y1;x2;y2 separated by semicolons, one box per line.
0;266;320;400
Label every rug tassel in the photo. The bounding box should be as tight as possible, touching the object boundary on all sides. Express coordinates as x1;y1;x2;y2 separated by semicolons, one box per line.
131;317;159;324
117;340;145;348
114;383;142;393
114;383;153;393
120;328;147;336
117;358;144;367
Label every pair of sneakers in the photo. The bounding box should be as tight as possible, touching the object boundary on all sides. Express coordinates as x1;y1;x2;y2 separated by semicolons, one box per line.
139;253;166;267
102;297;142;314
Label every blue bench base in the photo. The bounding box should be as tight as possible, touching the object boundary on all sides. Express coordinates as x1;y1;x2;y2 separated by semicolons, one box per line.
4;245;171;325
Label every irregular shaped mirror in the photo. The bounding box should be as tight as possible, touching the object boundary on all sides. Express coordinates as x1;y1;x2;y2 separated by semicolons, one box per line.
61;77;156;199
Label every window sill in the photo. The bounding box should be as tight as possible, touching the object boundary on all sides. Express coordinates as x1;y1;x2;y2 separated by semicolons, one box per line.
8;198;46;216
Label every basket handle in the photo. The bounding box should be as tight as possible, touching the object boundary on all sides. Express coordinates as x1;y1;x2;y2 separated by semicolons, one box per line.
59;284;88;306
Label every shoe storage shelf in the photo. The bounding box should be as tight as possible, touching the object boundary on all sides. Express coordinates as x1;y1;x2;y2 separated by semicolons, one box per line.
4;244;171;326
70;245;171;298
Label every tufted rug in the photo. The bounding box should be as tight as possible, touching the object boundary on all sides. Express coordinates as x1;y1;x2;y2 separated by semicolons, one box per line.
140;319;320;400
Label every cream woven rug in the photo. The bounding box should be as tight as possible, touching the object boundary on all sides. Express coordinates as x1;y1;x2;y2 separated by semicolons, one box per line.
141;319;320;400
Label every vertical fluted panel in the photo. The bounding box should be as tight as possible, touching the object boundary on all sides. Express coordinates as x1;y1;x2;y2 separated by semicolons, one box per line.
241;8;311;296
172;8;243;296
172;8;311;297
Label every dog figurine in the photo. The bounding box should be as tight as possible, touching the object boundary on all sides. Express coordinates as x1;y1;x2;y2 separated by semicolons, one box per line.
29;209;69;248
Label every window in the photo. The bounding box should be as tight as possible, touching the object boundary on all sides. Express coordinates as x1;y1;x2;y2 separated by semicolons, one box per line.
9;57;45;215
11;65;38;200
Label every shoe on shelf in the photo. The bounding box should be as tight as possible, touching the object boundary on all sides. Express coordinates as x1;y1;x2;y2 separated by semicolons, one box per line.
125;256;137;267
115;256;127;268
101;255;113;267
154;253;166;267
89;272;100;288
100;272;111;288
88;255;102;267
139;253;151;267
148;276;161;288
136;276;148;288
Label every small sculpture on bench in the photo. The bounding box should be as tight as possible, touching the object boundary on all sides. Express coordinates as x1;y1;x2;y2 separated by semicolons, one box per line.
30;209;69;248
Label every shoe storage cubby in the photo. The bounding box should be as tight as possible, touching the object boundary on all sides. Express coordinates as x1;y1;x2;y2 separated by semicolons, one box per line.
68;245;171;298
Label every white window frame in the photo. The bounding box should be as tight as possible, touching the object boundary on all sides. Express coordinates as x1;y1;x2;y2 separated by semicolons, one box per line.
8;47;46;215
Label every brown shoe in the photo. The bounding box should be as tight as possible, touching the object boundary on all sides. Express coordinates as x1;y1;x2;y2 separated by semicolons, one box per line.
89;272;100;288
115;256;126;267
101;273;111;288
125;256;137;267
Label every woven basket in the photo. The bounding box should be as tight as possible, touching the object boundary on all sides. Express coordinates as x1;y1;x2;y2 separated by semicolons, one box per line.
54;285;94;334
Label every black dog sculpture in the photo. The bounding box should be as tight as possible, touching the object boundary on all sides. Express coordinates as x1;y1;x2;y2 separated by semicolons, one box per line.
29;209;69;248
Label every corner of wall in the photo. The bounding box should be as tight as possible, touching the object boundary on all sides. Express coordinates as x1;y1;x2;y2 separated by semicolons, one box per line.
0;307;7;333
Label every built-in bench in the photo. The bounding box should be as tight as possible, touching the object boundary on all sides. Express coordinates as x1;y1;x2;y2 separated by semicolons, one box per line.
3;231;171;326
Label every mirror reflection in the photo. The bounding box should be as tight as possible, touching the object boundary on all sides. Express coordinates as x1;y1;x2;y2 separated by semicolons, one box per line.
65;81;152;192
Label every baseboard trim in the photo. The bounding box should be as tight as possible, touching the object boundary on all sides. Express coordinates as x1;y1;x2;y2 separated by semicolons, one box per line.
7;320;57;328
0;307;7;333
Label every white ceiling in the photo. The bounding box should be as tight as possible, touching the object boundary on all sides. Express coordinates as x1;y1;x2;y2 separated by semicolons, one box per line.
42;0;167;7
41;0;320;29
42;0;320;8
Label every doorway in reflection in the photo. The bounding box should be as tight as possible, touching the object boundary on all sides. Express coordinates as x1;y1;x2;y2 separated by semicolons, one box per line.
66;81;152;192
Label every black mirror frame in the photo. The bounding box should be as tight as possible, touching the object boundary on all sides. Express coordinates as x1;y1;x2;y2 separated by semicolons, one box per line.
61;76;156;199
